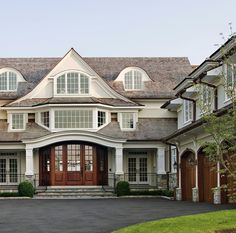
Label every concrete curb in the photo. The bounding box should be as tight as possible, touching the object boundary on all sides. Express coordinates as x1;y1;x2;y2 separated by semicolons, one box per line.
0;197;31;200
119;195;174;200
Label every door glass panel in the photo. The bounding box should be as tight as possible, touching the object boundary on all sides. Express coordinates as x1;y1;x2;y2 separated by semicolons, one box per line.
9;159;18;183
128;158;136;182
139;158;147;182
67;144;80;171
84;145;93;171
0;159;6;183
55;146;63;171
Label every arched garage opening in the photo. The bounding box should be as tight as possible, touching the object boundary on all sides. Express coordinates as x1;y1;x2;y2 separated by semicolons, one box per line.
197;147;216;203
181;149;196;201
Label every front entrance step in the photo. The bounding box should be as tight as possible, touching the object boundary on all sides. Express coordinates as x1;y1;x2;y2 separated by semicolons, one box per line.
34;186;115;199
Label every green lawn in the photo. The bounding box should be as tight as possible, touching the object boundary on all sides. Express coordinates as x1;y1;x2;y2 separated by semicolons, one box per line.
113;210;236;233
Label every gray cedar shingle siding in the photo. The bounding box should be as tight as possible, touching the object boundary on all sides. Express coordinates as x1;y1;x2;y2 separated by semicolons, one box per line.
0;57;192;99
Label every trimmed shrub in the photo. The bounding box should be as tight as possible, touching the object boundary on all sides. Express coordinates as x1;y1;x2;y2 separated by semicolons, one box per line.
0;192;19;197
161;189;174;197
18;181;35;198
116;181;130;196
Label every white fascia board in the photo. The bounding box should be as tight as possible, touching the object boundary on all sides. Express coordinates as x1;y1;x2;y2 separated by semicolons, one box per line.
189;61;220;80
210;38;236;60
2;103;144;111
174;79;193;95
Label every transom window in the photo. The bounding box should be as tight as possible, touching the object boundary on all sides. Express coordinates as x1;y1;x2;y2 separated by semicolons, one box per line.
0;71;17;91
40;111;50;128
98;111;106;127
11;113;24;130
124;70;142;90
183;100;193;123
56;72;89;95
121;113;135;129
55;110;93;129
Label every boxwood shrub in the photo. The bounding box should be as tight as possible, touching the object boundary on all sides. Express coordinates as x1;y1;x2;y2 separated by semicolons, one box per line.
0;192;19;197
18;181;35;198
116;181;130;196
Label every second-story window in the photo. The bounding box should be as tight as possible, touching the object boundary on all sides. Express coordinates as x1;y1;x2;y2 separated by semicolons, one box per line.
124;70;142;90
40;111;50;128
183;100;193;123
0;71;17;91
201;85;212;113
225;64;236;100
121;113;135;129
54;110;93;129
98;111;106;127
11;113;24;130
56;72;89;95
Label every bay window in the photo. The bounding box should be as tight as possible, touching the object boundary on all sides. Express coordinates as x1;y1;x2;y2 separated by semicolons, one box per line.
98;111;106;127
40;111;50;128
55;110;93;129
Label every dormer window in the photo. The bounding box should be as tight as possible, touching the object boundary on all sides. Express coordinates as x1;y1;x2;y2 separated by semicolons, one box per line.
183;100;193;123
124;70;142;90
0;71;17;91
56;72;89;95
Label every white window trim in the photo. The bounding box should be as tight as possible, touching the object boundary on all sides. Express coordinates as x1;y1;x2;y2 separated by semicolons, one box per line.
183;100;193;125
38;111;50;129
124;70;143;90
8;113;27;132
0;153;19;185
54;71;91;97
119;112;136;131
224;63;236;102
0;68;26;92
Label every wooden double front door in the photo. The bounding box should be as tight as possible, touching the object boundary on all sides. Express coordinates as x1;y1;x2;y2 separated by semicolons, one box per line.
39;143;107;186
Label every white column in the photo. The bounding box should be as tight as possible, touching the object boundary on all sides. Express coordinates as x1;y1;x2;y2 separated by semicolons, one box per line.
25;148;34;176
156;148;165;174
217;161;220;187
115;147;124;175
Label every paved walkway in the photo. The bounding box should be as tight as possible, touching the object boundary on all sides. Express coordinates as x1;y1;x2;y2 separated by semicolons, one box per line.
0;198;235;233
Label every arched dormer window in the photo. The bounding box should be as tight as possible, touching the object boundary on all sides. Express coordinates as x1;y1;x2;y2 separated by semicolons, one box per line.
0;68;25;92
0;71;17;91
56;72;89;95
115;67;151;91
124;70;142;90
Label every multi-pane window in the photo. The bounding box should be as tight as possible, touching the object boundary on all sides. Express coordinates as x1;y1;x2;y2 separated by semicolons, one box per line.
40;111;50;128
57;74;66;94
85;145;93;171
225;64;236;100
201;85;212;113
183;100;193;123
67;144;80;171
124;70;142;90
55;146;63;171
11;113;24;130
56;72;89;95
121;113;135;129
0;72;17;91
98;111;106;127
55;110;93;129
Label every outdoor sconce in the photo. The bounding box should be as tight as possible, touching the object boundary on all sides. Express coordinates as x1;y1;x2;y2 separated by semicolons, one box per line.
188;158;197;166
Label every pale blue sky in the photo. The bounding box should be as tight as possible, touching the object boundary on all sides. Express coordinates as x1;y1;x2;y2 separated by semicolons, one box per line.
0;0;236;64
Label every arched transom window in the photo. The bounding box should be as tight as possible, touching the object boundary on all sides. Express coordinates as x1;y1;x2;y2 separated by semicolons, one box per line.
124;70;142;90
56;72;89;95
0;71;17;91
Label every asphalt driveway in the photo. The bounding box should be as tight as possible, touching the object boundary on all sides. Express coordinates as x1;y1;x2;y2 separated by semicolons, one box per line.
0;198;235;233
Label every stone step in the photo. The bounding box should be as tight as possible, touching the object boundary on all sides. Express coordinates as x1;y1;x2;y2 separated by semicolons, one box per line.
34;195;117;199
36;192;114;196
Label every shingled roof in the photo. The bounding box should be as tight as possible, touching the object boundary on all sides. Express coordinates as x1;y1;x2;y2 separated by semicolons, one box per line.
0;56;192;100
